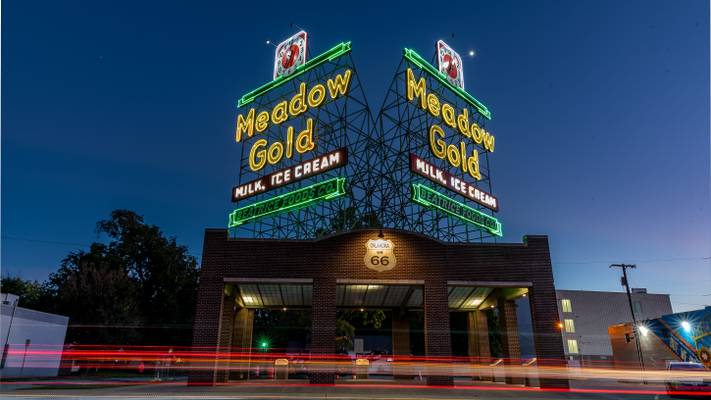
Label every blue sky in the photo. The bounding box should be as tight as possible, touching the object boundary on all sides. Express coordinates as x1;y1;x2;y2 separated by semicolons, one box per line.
3;0;709;311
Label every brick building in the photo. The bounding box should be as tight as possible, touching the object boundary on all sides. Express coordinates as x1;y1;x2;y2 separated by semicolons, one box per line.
188;228;567;387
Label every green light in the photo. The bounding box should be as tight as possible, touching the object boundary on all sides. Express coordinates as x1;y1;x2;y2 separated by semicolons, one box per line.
228;177;347;228
261;341;268;348
238;42;352;108
403;48;491;120
411;183;502;236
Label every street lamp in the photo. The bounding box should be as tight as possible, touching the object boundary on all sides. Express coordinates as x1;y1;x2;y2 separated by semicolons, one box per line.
681;320;691;332
638;325;649;337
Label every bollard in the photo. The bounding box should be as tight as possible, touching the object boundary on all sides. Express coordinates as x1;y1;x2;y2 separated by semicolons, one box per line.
274;358;289;380
355;358;369;380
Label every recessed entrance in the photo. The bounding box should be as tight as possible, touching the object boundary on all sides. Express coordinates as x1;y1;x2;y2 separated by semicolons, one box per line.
225;281;313;380
335;282;424;381
447;284;533;384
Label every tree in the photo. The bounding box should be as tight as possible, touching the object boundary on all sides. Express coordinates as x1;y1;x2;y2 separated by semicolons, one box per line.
46;210;199;345
335;309;387;354
0;276;54;311
49;243;141;344
94;210;199;344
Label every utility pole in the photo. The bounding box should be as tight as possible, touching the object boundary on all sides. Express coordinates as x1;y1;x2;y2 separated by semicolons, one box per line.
609;264;646;375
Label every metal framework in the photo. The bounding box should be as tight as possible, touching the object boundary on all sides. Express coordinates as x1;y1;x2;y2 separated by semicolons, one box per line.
232;43;378;239
231;44;500;243
374;49;499;242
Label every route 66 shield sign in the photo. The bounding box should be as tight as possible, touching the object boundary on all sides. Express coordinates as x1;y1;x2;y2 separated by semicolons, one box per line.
364;239;396;272
274;31;308;79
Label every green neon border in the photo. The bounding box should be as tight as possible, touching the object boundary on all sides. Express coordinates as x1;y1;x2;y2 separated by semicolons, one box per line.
237;42;352;108
411;183;502;237
228;177;346;228
403;48;491;120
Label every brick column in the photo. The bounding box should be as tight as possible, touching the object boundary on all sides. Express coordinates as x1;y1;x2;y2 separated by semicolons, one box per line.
529;284;569;388
215;290;236;383
467;310;490;359
309;277;336;384
499;299;523;384
468;310;491;381
424;278;452;386
188;229;227;386
230;307;254;380
392;314;411;379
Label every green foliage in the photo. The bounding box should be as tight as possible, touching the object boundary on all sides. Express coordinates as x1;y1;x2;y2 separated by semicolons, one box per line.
335;309;387;353
315;206;380;237
0;276;54;311
251;309;311;351
6;210;199;346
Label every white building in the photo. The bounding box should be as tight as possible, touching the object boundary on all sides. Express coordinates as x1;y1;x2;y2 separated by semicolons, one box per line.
555;289;672;366
1;293;69;378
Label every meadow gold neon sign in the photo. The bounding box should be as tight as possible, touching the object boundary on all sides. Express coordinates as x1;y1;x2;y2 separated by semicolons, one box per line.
411;184;502;237
228;177;346;228
235;69;353;172
406;68;495;181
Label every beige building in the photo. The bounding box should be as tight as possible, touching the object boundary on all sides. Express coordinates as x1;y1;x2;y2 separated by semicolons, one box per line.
555;289;672;366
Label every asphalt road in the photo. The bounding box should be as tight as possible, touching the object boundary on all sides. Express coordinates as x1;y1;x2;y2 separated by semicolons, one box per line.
0;382;692;400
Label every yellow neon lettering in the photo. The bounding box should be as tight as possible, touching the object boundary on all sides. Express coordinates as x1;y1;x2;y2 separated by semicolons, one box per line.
441;104;456;129
308;84;326;108
235;108;255;142
267;142;284;165
255;111;269;133
446;144;460;167
483;130;495;152
429;124;446;158
289;82;308;116
406;68;427;110
286;127;293;158
460;141;468;173
471;124;483;144
468;149;482;180
271;101;288;124
248;139;268;171
295;118;315;153
427;93;440;117
326;69;352;99
457;108;470;138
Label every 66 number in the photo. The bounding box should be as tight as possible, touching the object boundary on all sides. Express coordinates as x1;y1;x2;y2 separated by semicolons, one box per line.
370;256;390;266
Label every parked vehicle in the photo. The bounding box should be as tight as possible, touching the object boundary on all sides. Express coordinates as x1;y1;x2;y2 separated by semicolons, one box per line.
666;361;711;397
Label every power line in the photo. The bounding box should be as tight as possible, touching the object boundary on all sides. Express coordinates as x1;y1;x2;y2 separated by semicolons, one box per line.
556;256;710;265
1;236;93;247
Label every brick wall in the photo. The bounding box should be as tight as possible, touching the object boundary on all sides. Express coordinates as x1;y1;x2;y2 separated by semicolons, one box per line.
188;228;567;387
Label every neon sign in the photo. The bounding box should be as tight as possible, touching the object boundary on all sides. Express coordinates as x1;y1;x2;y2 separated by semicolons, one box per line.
411;184;502;237
436;40;464;89
410;154;498;211
232;148;347;202
274;31;308;79
228;177;346;228
236;69;352;171
406;68;495;181
402;48;490;119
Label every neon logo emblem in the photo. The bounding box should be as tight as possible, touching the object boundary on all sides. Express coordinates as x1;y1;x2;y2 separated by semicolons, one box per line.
274;31;308;79
436;40;464;89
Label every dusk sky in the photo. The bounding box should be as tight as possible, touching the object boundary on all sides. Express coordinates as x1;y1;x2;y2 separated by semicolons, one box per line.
3;0;709;312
